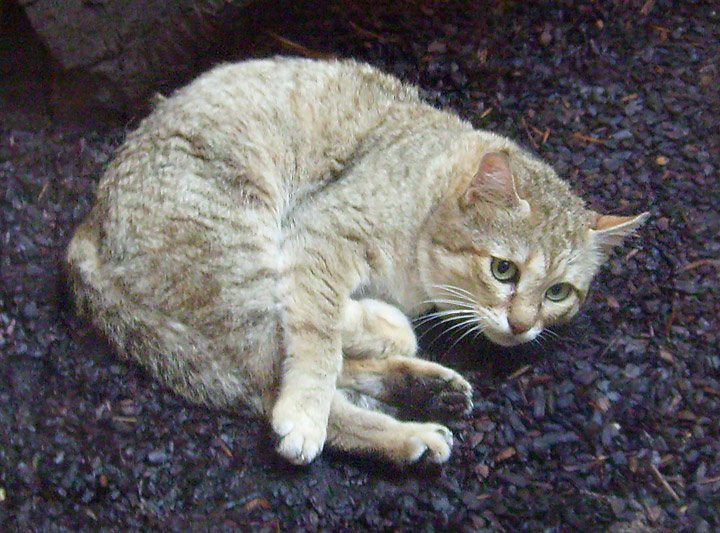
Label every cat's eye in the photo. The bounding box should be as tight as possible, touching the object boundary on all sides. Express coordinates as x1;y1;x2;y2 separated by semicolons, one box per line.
490;257;519;283
545;283;573;302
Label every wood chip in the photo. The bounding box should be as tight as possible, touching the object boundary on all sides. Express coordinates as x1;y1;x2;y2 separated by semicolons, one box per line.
494;447;516;462
244;497;270;512
658;348;674;363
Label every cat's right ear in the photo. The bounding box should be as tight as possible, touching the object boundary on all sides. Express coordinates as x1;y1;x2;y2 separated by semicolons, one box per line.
462;152;530;215
589;212;650;252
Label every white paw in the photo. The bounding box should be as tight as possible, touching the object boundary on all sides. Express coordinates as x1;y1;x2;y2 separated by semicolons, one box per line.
272;409;327;465
361;299;417;357
403;423;454;464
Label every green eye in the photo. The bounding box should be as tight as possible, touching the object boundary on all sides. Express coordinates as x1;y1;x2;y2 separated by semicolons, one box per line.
546;283;573;302
490;257;519;283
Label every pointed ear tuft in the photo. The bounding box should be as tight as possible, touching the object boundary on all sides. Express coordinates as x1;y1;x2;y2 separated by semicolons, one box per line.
590;212;650;251
463;152;527;213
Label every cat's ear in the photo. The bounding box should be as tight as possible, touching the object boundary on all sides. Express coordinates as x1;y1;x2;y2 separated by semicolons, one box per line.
463;152;530;215
589;212;650;251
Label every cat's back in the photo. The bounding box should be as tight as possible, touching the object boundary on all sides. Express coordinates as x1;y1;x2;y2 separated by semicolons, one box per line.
111;58;422;194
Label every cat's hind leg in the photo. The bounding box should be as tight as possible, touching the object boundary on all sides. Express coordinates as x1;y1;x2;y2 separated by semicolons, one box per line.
341;298;417;359
327;389;454;464
337;355;472;421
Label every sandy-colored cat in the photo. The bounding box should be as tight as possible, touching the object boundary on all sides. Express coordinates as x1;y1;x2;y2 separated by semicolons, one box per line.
66;57;647;465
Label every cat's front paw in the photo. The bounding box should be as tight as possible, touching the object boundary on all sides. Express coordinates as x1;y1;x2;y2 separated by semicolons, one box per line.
402;422;454;463
342;299;417;359
272;408;327;465
385;357;473;420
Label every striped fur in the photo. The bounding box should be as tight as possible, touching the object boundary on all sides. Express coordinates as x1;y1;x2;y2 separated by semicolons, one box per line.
66;58;646;465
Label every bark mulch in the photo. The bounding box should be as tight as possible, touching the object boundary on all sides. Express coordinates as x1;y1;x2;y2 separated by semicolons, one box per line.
1;0;718;530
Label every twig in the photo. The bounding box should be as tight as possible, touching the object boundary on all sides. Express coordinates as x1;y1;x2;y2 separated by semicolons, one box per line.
112;416;137;424
265;32;335;60
598;332;622;358
698;474;720;485
650;463;681;502
679;258;720;272
479;107;493;119
521;117;539;150
349;21;400;43
38;181;50;201
572;132;608;145
665;299;677;337
506;364;532;380
216;434;234;458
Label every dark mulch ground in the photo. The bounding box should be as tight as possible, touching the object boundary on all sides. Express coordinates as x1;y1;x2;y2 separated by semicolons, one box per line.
1;0;719;531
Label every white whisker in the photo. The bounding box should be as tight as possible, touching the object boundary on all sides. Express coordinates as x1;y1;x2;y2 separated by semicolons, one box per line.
449;323;486;351
415;312;476;342
433;283;476;300
441;316;480;336
413;308;477;324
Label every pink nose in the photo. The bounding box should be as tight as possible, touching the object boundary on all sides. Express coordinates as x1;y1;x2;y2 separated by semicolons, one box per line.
509;320;532;335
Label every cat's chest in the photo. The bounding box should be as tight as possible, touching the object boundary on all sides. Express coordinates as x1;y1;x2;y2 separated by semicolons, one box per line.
354;263;428;317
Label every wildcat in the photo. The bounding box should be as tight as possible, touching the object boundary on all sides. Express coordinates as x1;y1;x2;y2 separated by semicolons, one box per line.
66;57;647;465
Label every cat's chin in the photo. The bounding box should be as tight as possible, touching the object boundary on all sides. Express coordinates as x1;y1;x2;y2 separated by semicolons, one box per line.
483;331;535;348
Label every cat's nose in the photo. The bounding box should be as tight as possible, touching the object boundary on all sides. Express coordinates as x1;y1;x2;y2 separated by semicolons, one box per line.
508;319;532;335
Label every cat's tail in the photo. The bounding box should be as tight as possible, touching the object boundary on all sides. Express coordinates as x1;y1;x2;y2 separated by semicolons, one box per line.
65;219;227;407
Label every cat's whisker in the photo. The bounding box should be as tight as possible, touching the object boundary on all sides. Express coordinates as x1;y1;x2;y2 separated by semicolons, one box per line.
432;284;477;307
433;283;475;299
416;311;477;346
421;299;476;311
440;316;480;337
435;316;483;353
416;307;477;320
542;328;560;340
447;322;486;352
412;308;476;329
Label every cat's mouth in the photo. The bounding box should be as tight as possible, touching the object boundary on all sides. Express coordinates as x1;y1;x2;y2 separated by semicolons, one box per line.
483;327;540;347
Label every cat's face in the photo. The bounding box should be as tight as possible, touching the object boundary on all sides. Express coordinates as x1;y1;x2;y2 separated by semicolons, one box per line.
419;151;647;347
421;227;597;347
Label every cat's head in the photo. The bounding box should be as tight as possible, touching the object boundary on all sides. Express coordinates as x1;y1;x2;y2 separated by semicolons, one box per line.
419;148;648;347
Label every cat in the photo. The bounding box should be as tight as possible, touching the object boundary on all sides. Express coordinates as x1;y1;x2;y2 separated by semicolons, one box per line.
65;57;648;465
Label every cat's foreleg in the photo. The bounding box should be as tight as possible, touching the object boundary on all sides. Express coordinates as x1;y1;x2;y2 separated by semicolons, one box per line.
327;389;454;463
337;355;473;421
341;298;417;359
271;246;362;465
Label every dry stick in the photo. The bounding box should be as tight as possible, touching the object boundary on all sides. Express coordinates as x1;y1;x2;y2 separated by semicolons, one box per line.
665;299;678;337
216;435;234;458
521;117;540;150
265;32;335;60
506;364;532;381
598;331;622;358
542;127;551;144
348;21;400;43
38;181;50;201
679;258;720;272
698;474;720;485
479;107;493;119
649;463;681;503
572;132;608;145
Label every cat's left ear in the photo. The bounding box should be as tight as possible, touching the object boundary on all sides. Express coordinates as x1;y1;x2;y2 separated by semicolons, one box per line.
589;212;650;251
462;151;530;215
